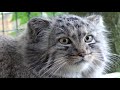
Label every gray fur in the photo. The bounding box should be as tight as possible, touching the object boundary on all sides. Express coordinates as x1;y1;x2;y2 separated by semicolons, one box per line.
0;14;110;78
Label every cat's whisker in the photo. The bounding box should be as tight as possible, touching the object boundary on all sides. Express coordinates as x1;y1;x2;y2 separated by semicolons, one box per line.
40;59;66;77
45;60;67;78
108;54;120;64
38;57;66;72
40;59;65;76
49;62;66;78
108;53;120;59
31;56;64;73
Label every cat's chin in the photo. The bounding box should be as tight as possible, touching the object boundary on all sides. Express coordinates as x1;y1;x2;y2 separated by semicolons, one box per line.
52;61;88;78
73;59;85;65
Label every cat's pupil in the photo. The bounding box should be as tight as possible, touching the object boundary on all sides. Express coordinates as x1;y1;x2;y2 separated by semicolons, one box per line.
63;39;67;42
86;36;89;40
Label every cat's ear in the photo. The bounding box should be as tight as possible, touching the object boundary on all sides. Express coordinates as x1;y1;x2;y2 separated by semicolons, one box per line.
87;15;104;26
27;17;51;36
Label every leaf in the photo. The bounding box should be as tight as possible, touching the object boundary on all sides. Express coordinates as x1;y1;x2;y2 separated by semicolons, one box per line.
30;12;41;18
11;12;29;25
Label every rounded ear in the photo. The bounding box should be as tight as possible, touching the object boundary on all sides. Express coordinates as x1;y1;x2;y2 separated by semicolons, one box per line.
27;17;51;36
87;15;104;26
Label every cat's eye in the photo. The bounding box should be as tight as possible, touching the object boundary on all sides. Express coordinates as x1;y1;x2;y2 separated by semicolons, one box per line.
59;38;71;45
84;35;94;43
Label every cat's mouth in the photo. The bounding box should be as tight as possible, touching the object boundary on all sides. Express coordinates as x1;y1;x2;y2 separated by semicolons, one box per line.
74;58;85;65
69;56;86;65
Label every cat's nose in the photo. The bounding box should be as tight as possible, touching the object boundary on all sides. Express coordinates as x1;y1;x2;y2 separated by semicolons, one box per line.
78;52;86;57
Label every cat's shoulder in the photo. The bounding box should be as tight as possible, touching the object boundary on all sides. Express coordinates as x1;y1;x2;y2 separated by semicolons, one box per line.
0;34;14;42
0;34;17;52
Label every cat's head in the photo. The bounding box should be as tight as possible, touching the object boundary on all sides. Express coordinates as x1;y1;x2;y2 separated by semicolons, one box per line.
26;14;110;78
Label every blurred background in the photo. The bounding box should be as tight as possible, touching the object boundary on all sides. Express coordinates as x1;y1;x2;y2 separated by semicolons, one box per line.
0;12;120;73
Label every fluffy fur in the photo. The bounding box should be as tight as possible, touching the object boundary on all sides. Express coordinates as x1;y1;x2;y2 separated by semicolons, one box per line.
0;14;111;78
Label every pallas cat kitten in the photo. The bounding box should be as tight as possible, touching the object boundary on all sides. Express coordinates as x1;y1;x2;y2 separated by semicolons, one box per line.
0;14;110;78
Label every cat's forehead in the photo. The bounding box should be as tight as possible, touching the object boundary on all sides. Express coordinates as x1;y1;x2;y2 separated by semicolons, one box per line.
54;14;87;24
52;15;91;35
56;14;81;21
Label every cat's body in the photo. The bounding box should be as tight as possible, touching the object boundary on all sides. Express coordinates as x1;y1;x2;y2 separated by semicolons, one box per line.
0;14;110;78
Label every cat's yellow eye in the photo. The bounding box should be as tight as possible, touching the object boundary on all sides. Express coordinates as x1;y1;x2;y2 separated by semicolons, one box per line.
84;35;93;43
59;38;71;45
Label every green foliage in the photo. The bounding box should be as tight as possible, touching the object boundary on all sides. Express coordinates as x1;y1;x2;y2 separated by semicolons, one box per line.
9;31;17;37
11;12;65;25
12;12;41;25
29;12;42;18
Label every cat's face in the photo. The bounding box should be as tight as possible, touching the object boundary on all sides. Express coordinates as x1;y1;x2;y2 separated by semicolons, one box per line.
27;14;109;78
